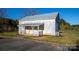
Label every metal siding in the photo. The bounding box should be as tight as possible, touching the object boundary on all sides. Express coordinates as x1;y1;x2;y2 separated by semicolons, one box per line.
20;12;58;21
43;19;55;35
19;12;60;36
19;19;56;35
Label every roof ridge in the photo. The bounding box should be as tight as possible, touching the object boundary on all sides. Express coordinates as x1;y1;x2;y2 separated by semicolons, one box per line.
20;12;59;21
23;12;58;18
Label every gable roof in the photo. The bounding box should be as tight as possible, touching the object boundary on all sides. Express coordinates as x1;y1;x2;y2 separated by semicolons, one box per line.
20;12;59;21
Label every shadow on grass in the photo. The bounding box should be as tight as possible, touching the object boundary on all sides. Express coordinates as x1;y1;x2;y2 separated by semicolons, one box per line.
68;40;79;51
0;37;4;39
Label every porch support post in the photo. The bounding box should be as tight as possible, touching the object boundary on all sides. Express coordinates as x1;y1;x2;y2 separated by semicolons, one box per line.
32;26;33;30
38;26;39;30
23;25;25;34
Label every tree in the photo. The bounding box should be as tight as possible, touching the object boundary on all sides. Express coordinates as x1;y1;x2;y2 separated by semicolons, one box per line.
71;25;79;30
60;18;71;30
8;19;17;31
14;20;18;31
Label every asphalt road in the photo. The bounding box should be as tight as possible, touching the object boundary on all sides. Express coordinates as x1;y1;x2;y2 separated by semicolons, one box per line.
0;36;68;51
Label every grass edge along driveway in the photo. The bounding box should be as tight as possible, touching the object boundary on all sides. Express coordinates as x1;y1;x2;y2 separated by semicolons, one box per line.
0;30;79;47
25;30;79;46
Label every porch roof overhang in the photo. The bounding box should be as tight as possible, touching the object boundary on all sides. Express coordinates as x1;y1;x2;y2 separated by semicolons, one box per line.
18;23;44;27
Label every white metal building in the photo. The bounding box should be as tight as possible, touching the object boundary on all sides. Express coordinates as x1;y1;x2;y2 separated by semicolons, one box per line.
18;12;60;36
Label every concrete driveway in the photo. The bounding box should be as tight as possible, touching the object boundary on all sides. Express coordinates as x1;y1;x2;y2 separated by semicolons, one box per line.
0;36;68;51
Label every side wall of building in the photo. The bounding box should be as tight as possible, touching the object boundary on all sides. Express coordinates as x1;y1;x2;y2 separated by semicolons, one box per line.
55;14;60;36
19;19;56;36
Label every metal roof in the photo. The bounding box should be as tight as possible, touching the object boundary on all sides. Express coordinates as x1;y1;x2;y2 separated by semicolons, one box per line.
20;12;59;21
19;23;44;26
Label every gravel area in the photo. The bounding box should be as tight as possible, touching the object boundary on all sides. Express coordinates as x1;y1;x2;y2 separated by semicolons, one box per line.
0;36;68;51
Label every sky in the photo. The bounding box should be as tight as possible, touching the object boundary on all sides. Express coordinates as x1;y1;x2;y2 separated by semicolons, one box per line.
1;8;79;25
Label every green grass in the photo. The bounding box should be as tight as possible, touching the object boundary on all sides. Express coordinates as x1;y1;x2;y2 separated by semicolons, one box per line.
0;32;17;37
25;30;79;46
0;30;79;46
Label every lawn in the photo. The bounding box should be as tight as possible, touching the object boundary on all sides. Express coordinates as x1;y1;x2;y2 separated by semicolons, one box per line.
0;30;79;46
25;30;79;46
0;32;17;37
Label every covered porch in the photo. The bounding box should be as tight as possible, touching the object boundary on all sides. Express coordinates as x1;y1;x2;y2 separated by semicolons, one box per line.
19;23;44;36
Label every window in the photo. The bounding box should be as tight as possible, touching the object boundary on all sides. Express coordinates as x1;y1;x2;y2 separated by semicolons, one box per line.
33;26;38;30
25;26;32;30
39;24;44;30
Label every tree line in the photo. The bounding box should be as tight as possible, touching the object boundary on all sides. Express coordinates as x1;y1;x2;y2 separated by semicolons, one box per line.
0;17;18;32
60;18;79;30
